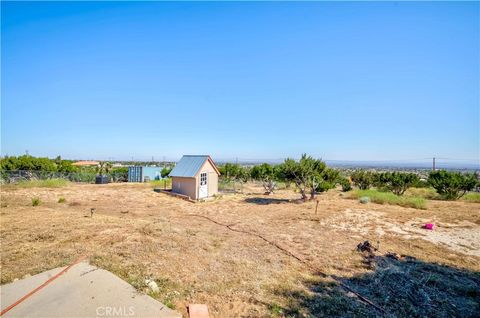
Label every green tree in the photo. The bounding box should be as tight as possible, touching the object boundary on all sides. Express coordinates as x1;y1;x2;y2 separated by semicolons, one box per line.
54;156;77;173
428;170;477;200
161;167;172;178
0;155;57;171
277;154;334;200
96;161;112;176
351;170;376;190
250;163;277;194
219;163;248;182
376;172;419;195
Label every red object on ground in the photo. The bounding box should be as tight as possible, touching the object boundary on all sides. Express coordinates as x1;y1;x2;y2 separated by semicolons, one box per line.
424;223;435;230
188;304;209;318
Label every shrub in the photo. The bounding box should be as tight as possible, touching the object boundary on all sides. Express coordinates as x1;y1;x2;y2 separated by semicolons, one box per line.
428;170;477;200
31;197;41;206
350;170;376;190
339;177;352;192
375;172;419;195
350;189;426;209
58;197;66;203
359;196;370;204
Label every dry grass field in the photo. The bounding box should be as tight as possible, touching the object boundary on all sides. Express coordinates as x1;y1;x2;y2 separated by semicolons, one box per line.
1;182;479;317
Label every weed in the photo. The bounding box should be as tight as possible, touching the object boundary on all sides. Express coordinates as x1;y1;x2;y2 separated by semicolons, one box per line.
163;298;176;310
58;197;66;203
31;197;41;206
270;303;284;317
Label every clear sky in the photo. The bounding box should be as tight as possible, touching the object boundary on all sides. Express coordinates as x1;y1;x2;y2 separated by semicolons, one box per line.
1;1;479;162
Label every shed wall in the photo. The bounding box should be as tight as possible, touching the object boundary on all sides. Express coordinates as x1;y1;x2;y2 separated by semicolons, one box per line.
172;177;197;200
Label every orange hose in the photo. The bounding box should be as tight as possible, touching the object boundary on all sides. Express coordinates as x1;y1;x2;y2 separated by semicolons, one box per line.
1;255;87;316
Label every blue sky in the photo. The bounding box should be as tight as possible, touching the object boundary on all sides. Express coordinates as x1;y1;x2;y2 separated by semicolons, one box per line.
1;1;479;162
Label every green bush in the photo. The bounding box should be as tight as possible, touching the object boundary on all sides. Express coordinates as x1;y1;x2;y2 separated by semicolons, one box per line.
350;170;376;190
339;177;352;192
31;197;41;206
350;189;426;209
375;172;419;195
428;170;477;200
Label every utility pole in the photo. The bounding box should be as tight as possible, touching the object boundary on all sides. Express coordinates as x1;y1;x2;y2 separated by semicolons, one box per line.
432;157;436;171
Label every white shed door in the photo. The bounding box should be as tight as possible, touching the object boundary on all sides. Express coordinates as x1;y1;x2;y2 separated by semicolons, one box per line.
199;172;208;198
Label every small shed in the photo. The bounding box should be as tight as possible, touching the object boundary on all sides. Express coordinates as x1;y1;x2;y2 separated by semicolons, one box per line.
169;155;220;200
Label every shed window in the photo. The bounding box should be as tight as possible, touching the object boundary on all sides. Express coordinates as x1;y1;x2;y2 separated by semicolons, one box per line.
200;172;207;185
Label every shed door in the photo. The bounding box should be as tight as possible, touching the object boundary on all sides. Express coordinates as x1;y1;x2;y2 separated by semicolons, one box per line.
199;172;208;198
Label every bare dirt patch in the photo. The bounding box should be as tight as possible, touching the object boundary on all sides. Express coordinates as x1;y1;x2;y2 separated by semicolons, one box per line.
1;183;479;317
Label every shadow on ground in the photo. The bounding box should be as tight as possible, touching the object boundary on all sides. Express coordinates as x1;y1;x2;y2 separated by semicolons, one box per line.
268;254;480;317
244;197;292;205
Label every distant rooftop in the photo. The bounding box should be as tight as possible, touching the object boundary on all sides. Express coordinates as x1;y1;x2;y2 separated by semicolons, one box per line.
72;160;100;167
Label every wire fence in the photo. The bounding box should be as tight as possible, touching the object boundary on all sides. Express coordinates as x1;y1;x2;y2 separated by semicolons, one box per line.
218;178;245;193
0;170;128;184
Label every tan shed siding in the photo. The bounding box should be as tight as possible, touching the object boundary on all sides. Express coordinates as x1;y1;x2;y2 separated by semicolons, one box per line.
172;177;197;200
208;172;218;196
196;159;219;198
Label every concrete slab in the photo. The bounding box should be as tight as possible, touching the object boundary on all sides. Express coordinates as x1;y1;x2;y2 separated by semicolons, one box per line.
0;262;182;318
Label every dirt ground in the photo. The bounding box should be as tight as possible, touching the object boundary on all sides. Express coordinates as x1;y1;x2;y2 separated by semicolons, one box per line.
1;183;479;317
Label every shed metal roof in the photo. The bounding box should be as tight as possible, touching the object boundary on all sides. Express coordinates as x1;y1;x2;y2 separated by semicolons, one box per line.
169;155;219;178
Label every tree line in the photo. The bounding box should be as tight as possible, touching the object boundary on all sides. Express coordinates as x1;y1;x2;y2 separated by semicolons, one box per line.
0;155;129;182
219;154;479;201
1;154;478;200
219;154;350;200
